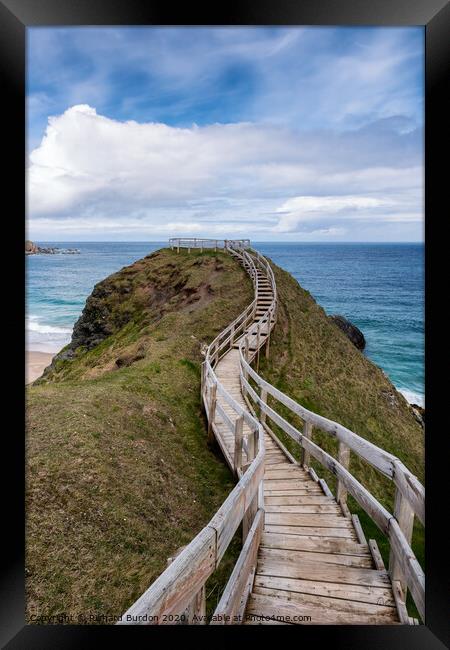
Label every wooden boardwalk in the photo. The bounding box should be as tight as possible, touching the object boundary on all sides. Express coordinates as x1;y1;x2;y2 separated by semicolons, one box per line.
120;239;424;626
212;261;399;625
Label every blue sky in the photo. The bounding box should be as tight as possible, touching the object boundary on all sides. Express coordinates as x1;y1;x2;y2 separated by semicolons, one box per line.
27;27;424;241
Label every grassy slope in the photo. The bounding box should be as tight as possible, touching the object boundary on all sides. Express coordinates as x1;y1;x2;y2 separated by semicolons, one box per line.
257;260;424;616
26;248;253;622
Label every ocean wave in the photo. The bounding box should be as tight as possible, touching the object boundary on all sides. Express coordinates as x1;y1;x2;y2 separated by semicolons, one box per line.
26;315;73;353
398;389;425;408
27;318;73;336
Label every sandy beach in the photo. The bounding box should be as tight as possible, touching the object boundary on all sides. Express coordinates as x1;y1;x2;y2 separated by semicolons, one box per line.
26;351;54;385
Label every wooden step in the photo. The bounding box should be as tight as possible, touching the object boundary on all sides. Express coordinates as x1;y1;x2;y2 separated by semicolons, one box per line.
264;513;353;528
246;591;398;625
252;574;396;607
264;525;357;538
258;547;373;569
260;532;371;556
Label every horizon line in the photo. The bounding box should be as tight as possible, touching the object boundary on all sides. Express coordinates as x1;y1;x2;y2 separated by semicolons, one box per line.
28;239;425;244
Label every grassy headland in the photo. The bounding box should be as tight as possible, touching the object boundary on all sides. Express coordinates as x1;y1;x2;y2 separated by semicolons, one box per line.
26;247;424;621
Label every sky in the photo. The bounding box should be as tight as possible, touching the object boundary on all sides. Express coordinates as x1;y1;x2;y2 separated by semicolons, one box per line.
27;27;424;242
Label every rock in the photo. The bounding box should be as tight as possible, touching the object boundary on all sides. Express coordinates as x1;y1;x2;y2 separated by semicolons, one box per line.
381;389;400;409
25;240;39;254
25;240;80;255
330;315;366;350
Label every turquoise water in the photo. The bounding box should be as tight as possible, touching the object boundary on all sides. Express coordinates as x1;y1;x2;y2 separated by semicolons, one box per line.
26;242;424;406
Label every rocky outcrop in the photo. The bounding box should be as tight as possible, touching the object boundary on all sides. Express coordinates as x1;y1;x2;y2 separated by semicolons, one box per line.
25;240;39;254
410;403;425;426
25;240;80;255
330;315;366;350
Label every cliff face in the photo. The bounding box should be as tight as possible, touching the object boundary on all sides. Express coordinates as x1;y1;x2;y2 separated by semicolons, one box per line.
42;249;242;379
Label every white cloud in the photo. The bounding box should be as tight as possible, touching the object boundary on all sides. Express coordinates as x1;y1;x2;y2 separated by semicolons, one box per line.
28;104;423;241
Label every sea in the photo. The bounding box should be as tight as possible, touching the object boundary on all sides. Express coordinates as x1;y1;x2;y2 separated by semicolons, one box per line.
26;242;424;407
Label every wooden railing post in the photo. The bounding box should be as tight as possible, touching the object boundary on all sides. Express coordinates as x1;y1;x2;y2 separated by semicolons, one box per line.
256;323;261;372
336;441;351;508
200;361;206;401
389;487;415;599
265;330;271;359
207;383;217;445
301;421;312;468
260;388;267;425
166;547;206;624
234;415;244;475
243;430;257;540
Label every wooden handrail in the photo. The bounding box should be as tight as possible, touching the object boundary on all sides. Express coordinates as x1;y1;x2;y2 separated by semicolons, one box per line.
234;250;424;618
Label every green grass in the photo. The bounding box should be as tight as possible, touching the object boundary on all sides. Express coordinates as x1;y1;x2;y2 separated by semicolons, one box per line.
26;249;253;623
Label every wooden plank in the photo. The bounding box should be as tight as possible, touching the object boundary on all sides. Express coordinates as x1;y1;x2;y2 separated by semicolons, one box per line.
265;457;289;466
319;478;334;497
368;539;385;571
264;423;299;465
265;513;353;528
393;460;425;525
214;401;234;433
234;415;244;474
264;504;341;514
207;383;217;444
388;517;425;621
260;532;370;556
245;593;399;625
301;421;313;468
336;441;350;506
265;465;306;474
263;479;324;491
352;514;367;545
392;579;411;624
258;547;373;569
264;453;286;460
264;525;356;539
253;575;396;607
389;486;415;598
212;509;263;624
251;587;398;623
256;558;391;588
264;488;331;497
264;495;336;505
209;452;264;562
263;461;294;469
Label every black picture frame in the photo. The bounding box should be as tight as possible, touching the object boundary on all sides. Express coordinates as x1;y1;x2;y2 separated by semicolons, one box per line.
1;0;448;647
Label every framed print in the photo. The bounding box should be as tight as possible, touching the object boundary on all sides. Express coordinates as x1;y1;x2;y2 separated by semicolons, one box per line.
1;0;448;646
